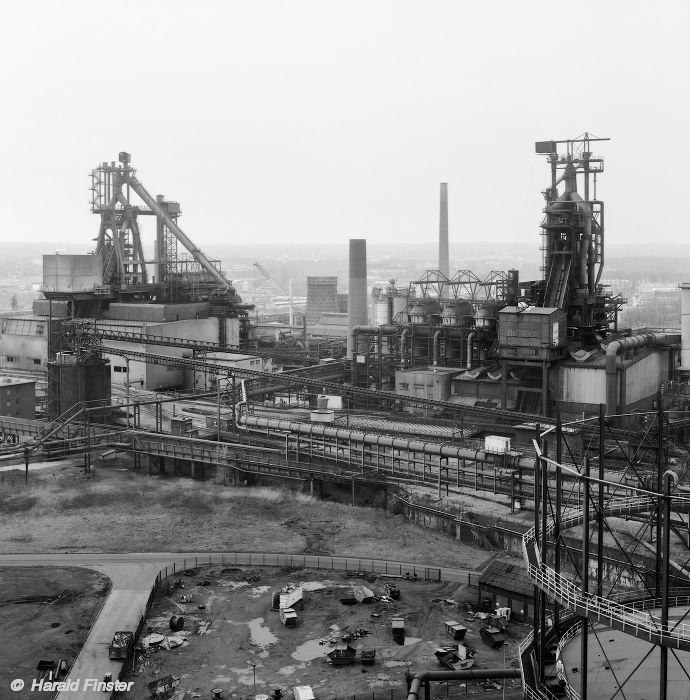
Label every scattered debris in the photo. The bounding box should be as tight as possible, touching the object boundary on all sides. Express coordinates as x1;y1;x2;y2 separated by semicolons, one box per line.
327;644;357;666
169;615;185;632
109;630;134;660
443;620;468;641
141;633;166;648
361;649;376;665
480;627;506;648
391;617;405;644
147;673;181;699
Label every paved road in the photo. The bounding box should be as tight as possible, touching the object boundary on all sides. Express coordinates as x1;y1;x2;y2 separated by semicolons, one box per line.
0;552;481;699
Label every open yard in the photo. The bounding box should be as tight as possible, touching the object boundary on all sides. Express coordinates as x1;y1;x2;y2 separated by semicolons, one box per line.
0;567;110;699
124;565;526;700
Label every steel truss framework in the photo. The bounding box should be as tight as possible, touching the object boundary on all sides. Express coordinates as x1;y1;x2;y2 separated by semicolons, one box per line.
409;269;509;304
525;403;690;700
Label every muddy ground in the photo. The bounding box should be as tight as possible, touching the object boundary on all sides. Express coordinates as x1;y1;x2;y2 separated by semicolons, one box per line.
124;566;526;700
0;567;110;700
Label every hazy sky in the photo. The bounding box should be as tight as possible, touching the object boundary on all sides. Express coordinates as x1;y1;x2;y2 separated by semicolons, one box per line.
2;1;688;254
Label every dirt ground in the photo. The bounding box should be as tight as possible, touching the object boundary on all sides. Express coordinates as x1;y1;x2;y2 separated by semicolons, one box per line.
0;457;493;571
0;567;110;700
124;566;526;700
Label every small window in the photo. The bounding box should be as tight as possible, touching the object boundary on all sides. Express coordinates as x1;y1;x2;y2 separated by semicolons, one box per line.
33;358;41;365
5;356;14;363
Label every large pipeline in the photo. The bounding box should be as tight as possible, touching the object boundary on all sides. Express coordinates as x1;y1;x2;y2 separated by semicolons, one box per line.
605;333;680;415
432;329;442;366
237;412;535;470
405;669;521;700
400;328;410;367
466;331;475;369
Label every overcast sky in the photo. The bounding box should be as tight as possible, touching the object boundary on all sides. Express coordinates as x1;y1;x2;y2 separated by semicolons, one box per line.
1;1;688;254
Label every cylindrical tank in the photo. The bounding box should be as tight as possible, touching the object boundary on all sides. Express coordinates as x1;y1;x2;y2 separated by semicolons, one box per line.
474;303;498;330
408;304;428;325
441;300;473;326
408;299;441;325
374;298;391;326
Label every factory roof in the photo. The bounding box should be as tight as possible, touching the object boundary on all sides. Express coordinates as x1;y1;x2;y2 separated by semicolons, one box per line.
0;376;36;387
498;305;563;316
479;560;533;598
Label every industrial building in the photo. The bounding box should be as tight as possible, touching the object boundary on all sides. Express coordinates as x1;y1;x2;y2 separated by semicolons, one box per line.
2;138;690;700
0;376;36;420
0;152;256;411
350;135;676;420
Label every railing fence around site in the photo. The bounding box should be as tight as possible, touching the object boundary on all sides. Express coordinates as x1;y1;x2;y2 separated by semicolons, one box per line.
149;552;457;584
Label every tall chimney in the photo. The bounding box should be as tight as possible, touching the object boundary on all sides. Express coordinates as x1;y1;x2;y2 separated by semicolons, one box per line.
680;282;690;376
348;239;367;355
438;183;449;277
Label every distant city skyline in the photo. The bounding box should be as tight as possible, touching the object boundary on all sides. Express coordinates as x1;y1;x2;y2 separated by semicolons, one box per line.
2;2;689;251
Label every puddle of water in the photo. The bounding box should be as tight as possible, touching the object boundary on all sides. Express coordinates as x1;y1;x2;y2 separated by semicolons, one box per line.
292;639;327;662
248;618;278;647
384;660;412;668
277;665;298;675
403;637;423;646
301;581;327;591
230;667;260;686
248;585;272;598
218;580;251;590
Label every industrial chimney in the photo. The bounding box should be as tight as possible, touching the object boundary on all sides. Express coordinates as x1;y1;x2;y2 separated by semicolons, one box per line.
680;282;690;376
348;239;368;355
438;183;449;277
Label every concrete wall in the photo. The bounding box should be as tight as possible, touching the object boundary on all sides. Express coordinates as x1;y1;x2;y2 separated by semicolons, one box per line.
555;365;606;405
185;352;270;391
624;351;666;406
42;254;103;293
106;318;220;390
107;302;209;322
395;368;453;402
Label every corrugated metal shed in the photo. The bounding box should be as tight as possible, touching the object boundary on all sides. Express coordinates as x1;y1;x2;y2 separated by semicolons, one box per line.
479;560;532;597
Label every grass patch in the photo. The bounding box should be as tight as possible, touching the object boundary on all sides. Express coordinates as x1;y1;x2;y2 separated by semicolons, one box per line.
0;495;38;514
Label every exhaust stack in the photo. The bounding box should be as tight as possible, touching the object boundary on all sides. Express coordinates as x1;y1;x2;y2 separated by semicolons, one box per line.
438;183;449;277
680;283;690;376
348;239;368;355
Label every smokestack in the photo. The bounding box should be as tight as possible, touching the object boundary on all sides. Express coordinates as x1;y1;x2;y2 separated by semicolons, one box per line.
439;183;449;277
680;282;690;376
348;239;367;355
